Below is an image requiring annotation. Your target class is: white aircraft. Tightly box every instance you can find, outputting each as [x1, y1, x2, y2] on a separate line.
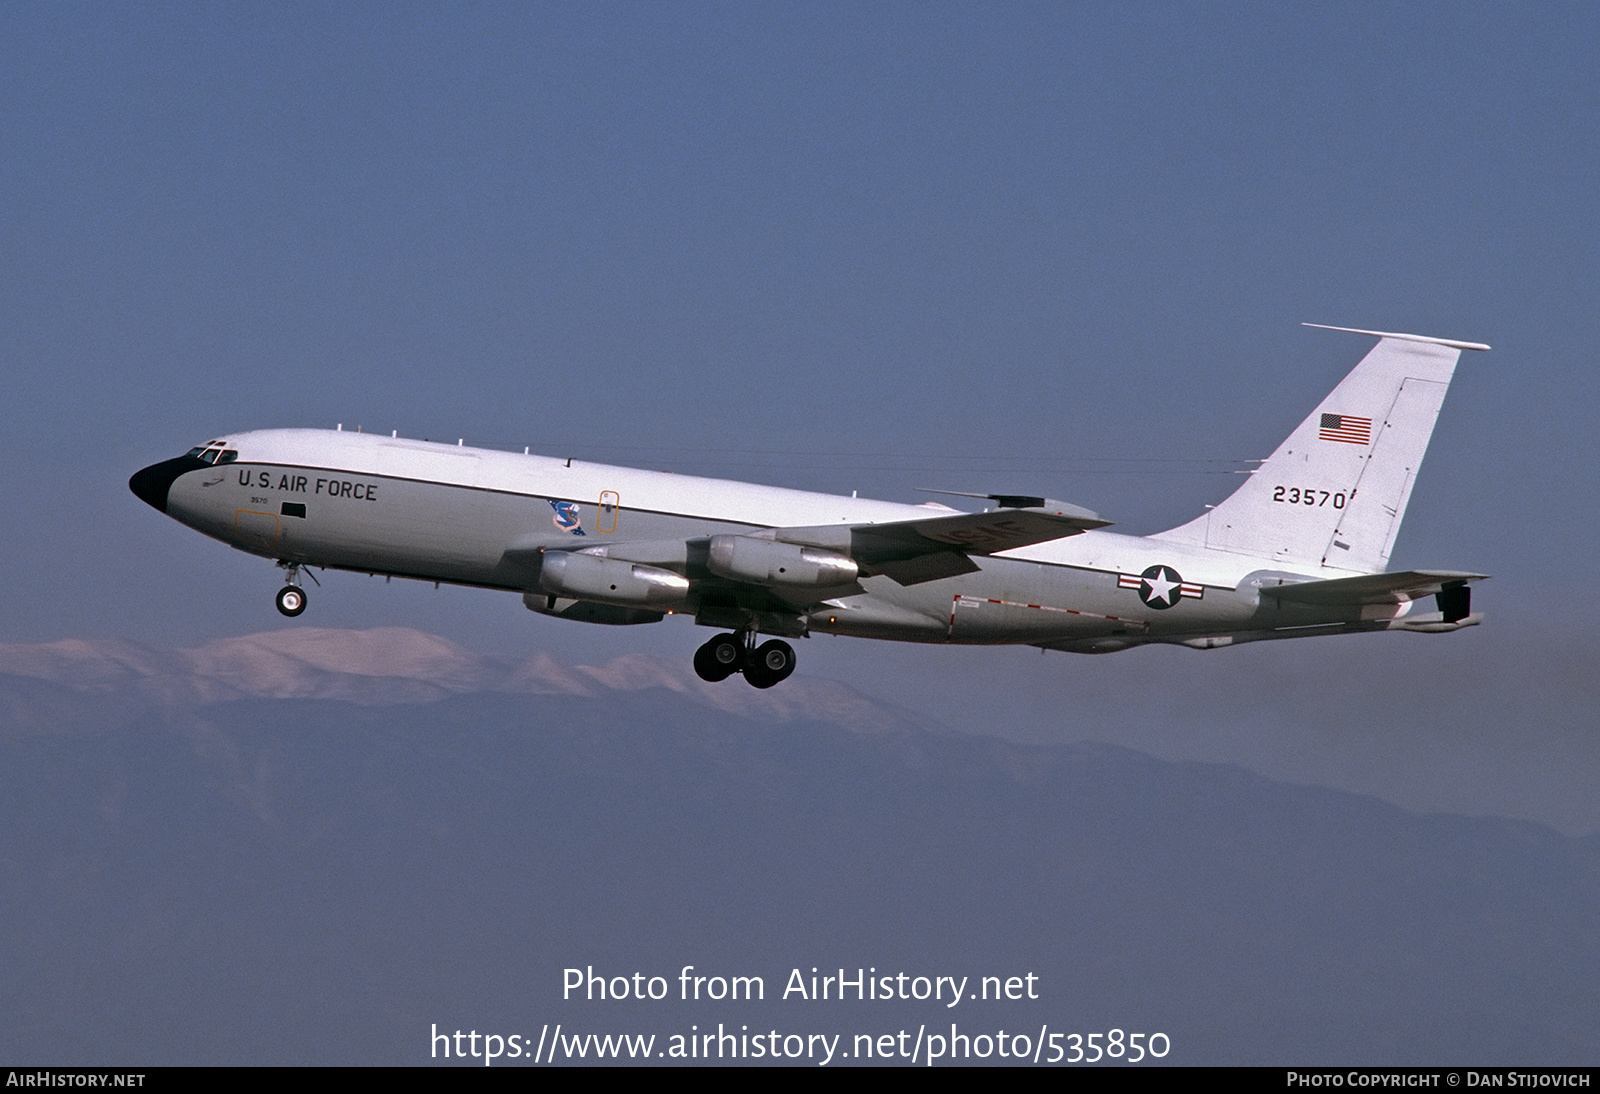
[130, 325, 1487, 688]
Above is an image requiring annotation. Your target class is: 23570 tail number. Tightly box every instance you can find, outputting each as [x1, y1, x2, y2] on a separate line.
[1272, 486, 1348, 508]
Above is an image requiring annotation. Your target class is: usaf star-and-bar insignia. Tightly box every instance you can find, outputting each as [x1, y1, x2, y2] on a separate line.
[1117, 564, 1204, 609]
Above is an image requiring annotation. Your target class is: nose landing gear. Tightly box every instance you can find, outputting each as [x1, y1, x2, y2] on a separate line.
[275, 585, 307, 616]
[692, 632, 796, 688]
[275, 562, 309, 617]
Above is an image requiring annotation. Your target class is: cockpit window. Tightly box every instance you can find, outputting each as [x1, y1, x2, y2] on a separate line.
[186, 441, 232, 465]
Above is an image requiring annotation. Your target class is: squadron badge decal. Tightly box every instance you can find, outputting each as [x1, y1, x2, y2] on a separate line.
[549, 499, 587, 536]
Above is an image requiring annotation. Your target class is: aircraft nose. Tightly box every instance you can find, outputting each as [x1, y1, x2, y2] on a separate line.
[129, 455, 206, 514]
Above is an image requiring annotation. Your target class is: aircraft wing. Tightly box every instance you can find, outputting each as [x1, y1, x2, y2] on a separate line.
[518, 503, 1112, 622]
[772, 506, 1111, 585]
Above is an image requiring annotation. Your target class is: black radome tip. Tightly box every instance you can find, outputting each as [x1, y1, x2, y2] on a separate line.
[129, 455, 208, 514]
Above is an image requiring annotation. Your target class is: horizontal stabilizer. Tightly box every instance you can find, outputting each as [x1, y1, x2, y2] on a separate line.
[1301, 324, 1491, 352]
[1386, 611, 1482, 633]
[1257, 569, 1488, 607]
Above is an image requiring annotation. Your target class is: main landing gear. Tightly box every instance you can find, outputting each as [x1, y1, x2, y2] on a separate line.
[275, 562, 308, 617]
[693, 632, 796, 689]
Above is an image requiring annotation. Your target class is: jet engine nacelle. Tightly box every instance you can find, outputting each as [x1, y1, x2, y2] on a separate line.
[707, 535, 859, 587]
[538, 550, 690, 608]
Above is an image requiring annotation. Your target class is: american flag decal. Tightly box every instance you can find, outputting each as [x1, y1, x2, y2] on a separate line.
[1319, 413, 1372, 445]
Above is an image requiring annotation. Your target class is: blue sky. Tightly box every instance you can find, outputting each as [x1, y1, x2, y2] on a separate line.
[4, 3, 1596, 828]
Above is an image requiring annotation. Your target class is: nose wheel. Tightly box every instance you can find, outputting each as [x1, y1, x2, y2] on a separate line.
[693, 633, 795, 687]
[275, 584, 307, 617]
[275, 562, 308, 617]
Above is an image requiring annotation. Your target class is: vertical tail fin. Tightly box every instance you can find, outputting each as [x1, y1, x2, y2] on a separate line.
[1153, 325, 1488, 575]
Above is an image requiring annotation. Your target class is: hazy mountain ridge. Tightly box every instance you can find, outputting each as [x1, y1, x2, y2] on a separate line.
[0, 626, 936, 738]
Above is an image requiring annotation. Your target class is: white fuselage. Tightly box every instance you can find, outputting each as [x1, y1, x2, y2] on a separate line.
[149, 428, 1371, 652]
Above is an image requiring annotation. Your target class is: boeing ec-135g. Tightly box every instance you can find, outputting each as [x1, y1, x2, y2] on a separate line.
[130, 325, 1488, 688]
